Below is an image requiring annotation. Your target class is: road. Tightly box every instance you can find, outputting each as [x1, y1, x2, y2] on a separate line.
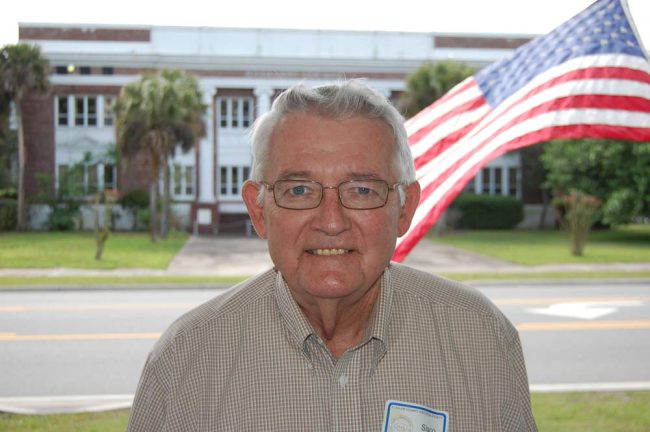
[1, 280, 649, 411]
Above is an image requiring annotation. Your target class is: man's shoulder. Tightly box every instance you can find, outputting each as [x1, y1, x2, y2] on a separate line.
[389, 263, 501, 318]
[152, 269, 277, 355]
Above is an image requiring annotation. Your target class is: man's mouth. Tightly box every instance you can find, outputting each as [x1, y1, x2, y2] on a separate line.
[308, 248, 350, 256]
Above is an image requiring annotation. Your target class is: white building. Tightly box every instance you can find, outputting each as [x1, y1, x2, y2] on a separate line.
[18, 23, 538, 233]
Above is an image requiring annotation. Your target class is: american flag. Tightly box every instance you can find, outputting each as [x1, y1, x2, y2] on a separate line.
[393, 0, 650, 262]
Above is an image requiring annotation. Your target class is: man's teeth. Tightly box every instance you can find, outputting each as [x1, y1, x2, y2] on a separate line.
[312, 248, 348, 256]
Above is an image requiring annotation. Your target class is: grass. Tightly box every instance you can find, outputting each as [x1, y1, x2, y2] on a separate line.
[433, 224, 650, 265]
[0, 275, 247, 287]
[0, 232, 189, 269]
[532, 391, 650, 431]
[1, 392, 648, 431]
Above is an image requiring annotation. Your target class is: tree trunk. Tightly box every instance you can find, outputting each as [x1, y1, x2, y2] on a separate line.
[15, 99, 26, 231]
[161, 162, 170, 239]
[149, 180, 159, 243]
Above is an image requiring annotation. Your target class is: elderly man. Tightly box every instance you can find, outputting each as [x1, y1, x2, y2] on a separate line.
[128, 80, 537, 431]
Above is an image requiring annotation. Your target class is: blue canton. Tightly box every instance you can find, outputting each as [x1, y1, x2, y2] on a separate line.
[475, 0, 646, 107]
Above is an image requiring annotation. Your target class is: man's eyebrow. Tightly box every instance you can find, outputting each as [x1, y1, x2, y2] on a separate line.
[276, 171, 313, 180]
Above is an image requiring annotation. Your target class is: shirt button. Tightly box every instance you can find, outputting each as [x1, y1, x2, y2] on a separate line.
[338, 374, 348, 387]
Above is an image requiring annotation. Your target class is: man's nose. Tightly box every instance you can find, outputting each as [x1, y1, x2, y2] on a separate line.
[313, 187, 349, 234]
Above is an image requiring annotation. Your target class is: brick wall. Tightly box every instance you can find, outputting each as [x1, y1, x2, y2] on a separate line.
[21, 91, 55, 200]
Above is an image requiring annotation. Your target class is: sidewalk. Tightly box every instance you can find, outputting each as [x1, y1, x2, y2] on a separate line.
[2, 235, 648, 278]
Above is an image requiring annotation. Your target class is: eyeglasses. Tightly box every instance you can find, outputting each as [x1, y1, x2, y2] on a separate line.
[261, 179, 400, 210]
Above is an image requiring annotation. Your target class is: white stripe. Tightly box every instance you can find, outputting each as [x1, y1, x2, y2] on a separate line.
[530, 381, 650, 393]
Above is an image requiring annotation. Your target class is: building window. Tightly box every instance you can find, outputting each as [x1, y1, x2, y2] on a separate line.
[57, 164, 117, 194]
[481, 168, 491, 194]
[170, 165, 195, 198]
[219, 165, 249, 197]
[101, 66, 114, 75]
[57, 96, 69, 126]
[217, 97, 254, 129]
[73, 96, 98, 127]
[508, 167, 518, 197]
[79, 66, 91, 75]
[55, 66, 68, 75]
[87, 97, 97, 126]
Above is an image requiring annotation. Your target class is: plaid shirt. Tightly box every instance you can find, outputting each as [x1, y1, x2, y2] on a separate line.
[128, 264, 537, 431]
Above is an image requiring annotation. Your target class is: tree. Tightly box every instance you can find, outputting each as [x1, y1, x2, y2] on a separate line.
[541, 139, 650, 226]
[398, 61, 475, 118]
[0, 43, 50, 230]
[114, 69, 205, 241]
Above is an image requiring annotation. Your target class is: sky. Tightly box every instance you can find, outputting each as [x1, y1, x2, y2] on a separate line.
[1, 0, 649, 52]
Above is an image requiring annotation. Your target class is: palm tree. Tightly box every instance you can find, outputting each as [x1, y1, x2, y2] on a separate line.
[0, 43, 49, 230]
[398, 61, 474, 119]
[114, 69, 205, 241]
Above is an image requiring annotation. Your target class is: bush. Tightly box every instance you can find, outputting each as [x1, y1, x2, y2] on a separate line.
[0, 199, 17, 230]
[120, 189, 149, 209]
[451, 193, 524, 229]
[48, 206, 78, 231]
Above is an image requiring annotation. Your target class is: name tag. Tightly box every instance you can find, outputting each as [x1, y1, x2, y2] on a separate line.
[382, 400, 448, 432]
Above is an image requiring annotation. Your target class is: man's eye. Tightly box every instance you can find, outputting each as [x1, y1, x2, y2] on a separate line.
[356, 187, 371, 195]
[289, 185, 310, 196]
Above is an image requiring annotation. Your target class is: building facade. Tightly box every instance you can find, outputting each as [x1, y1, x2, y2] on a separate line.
[18, 23, 543, 233]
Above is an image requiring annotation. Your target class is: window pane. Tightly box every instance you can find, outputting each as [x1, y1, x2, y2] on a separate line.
[231, 99, 239, 128]
[75, 97, 85, 126]
[219, 99, 228, 128]
[87, 97, 97, 126]
[87, 165, 98, 194]
[185, 166, 194, 195]
[57, 97, 68, 126]
[101, 66, 114, 75]
[242, 99, 251, 127]
[230, 167, 238, 194]
[494, 167, 502, 194]
[80, 66, 91, 75]
[508, 167, 518, 196]
[481, 168, 491, 194]
[220, 167, 228, 195]
[243, 166, 250, 182]
[174, 165, 182, 195]
[104, 164, 115, 189]
[103, 97, 114, 126]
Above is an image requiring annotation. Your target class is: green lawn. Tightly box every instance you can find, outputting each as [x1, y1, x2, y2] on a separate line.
[1, 391, 649, 431]
[433, 224, 650, 265]
[0, 232, 188, 269]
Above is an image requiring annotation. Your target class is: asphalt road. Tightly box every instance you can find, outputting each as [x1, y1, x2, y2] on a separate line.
[1, 280, 649, 412]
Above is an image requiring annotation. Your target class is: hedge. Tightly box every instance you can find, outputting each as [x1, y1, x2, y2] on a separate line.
[451, 193, 524, 229]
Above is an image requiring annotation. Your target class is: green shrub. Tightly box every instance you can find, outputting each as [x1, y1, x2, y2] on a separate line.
[120, 189, 149, 209]
[0, 199, 17, 230]
[48, 206, 78, 231]
[451, 193, 524, 229]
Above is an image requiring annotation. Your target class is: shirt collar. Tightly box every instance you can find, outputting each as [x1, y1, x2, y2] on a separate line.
[273, 266, 394, 364]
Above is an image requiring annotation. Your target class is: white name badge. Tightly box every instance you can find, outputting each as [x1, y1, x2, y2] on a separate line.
[382, 400, 448, 432]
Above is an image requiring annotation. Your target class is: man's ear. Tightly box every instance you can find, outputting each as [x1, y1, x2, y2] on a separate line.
[242, 180, 268, 239]
[397, 181, 421, 237]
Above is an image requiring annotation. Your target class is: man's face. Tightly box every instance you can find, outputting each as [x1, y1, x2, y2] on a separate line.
[243, 111, 419, 305]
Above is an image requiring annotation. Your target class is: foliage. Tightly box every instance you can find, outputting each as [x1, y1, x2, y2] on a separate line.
[450, 193, 524, 229]
[399, 61, 475, 118]
[554, 190, 602, 256]
[0, 199, 17, 230]
[0, 43, 50, 229]
[114, 69, 206, 241]
[541, 139, 650, 226]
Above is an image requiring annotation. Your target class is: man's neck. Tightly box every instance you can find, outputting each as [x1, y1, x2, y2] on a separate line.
[296, 282, 380, 359]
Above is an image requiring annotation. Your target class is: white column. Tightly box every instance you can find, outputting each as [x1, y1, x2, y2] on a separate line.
[253, 86, 273, 117]
[198, 86, 216, 203]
